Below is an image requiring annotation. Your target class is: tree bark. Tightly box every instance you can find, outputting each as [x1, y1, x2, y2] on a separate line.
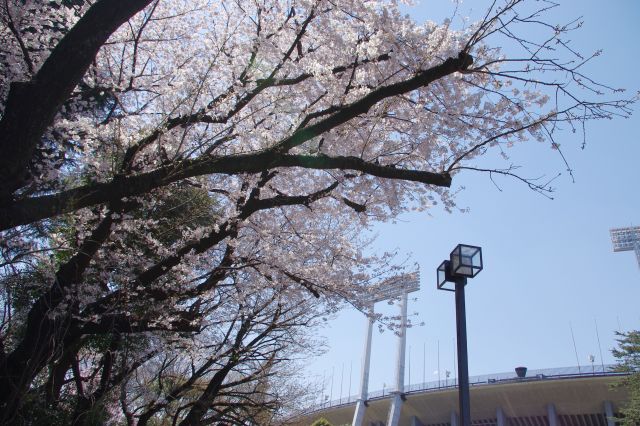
[0, 153, 451, 230]
[0, 0, 153, 199]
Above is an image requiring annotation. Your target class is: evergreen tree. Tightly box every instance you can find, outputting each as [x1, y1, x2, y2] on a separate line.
[612, 330, 640, 425]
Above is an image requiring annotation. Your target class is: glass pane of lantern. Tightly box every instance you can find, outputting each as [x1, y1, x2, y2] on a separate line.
[462, 245, 482, 268]
[437, 262, 446, 287]
[436, 261, 455, 291]
[466, 245, 483, 274]
[450, 244, 482, 277]
[457, 264, 473, 276]
[450, 246, 464, 275]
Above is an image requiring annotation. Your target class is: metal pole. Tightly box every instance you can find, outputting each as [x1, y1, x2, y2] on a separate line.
[422, 341, 426, 387]
[453, 338, 457, 386]
[330, 366, 334, 403]
[387, 290, 409, 426]
[455, 278, 471, 426]
[570, 322, 582, 373]
[395, 290, 409, 393]
[437, 340, 440, 388]
[349, 361, 353, 400]
[595, 318, 606, 373]
[340, 363, 344, 403]
[320, 370, 326, 407]
[352, 307, 375, 426]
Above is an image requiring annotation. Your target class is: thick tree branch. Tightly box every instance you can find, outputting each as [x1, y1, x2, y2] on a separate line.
[0, 153, 449, 230]
[273, 52, 473, 153]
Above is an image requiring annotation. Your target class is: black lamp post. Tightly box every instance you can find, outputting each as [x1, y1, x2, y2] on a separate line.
[437, 244, 483, 426]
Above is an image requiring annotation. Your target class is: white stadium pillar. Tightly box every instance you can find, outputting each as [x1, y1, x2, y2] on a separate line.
[547, 403, 558, 426]
[496, 407, 507, 426]
[450, 410, 460, 426]
[410, 415, 425, 426]
[386, 290, 409, 426]
[352, 307, 375, 426]
[604, 400, 615, 426]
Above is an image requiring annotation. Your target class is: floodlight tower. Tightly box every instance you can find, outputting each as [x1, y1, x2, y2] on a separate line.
[352, 271, 420, 426]
[610, 226, 640, 269]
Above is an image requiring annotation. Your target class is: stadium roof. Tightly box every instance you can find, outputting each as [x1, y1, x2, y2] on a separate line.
[299, 367, 630, 426]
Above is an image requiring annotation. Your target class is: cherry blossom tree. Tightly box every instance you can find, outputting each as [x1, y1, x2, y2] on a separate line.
[0, 0, 634, 423]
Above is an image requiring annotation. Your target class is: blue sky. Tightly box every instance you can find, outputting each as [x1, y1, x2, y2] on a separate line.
[303, 0, 640, 403]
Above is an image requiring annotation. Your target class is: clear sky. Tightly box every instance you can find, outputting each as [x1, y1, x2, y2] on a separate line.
[302, 0, 640, 404]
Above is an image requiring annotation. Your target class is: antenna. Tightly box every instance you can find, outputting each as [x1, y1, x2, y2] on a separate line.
[339, 363, 344, 402]
[570, 322, 581, 373]
[348, 361, 352, 400]
[422, 341, 426, 386]
[438, 339, 441, 388]
[330, 366, 334, 402]
[594, 318, 606, 372]
[321, 370, 326, 407]
[453, 337, 457, 386]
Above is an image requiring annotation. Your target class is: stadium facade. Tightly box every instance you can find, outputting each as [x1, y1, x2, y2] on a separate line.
[301, 366, 630, 426]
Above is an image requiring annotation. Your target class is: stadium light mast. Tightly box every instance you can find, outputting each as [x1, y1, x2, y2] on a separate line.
[437, 244, 483, 426]
[610, 226, 640, 269]
[352, 271, 420, 426]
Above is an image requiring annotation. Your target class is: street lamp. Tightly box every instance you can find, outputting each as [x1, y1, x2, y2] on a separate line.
[436, 244, 483, 426]
[588, 354, 596, 374]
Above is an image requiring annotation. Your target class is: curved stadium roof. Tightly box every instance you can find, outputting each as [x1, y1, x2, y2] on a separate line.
[298, 366, 630, 426]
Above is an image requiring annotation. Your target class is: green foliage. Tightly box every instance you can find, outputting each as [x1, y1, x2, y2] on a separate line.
[612, 330, 640, 425]
[12, 393, 74, 426]
[310, 417, 333, 426]
[145, 184, 219, 246]
[1, 267, 53, 351]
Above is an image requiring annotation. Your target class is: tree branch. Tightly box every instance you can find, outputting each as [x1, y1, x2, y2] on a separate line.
[0, 153, 449, 230]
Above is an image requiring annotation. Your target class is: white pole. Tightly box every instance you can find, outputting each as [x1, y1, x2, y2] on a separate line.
[423, 341, 426, 387]
[387, 290, 409, 426]
[352, 306, 375, 426]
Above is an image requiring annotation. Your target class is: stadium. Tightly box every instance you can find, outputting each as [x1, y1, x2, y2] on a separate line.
[300, 366, 630, 426]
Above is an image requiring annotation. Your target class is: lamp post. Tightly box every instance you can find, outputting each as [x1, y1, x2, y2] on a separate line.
[437, 244, 483, 426]
[588, 354, 595, 374]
